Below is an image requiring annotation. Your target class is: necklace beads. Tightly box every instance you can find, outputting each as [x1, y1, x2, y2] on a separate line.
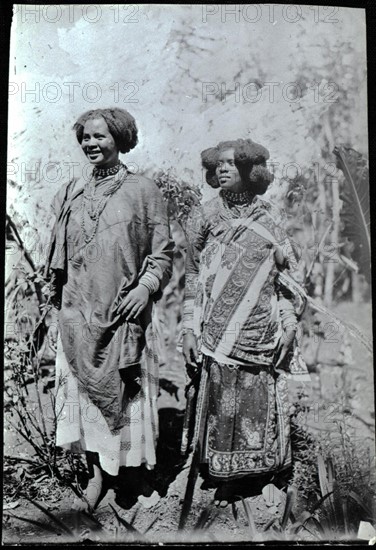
[222, 189, 254, 205]
[81, 167, 126, 244]
[221, 189, 255, 219]
[92, 161, 123, 178]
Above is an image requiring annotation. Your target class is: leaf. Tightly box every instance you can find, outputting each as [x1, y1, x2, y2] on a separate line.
[281, 486, 296, 531]
[24, 496, 74, 535]
[109, 504, 142, 535]
[290, 510, 312, 534]
[333, 146, 370, 282]
[317, 454, 330, 497]
[338, 253, 359, 272]
[348, 491, 375, 521]
[342, 500, 349, 536]
[193, 504, 218, 530]
[326, 458, 335, 491]
[4, 512, 62, 534]
[143, 517, 159, 534]
[306, 221, 333, 280]
[308, 490, 335, 515]
[239, 496, 257, 539]
[79, 510, 106, 531]
[306, 296, 372, 353]
[3, 500, 20, 510]
[263, 517, 278, 532]
[303, 516, 325, 537]
[317, 456, 338, 528]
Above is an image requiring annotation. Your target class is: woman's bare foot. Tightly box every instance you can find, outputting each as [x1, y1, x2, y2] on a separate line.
[214, 484, 232, 508]
[72, 466, 104, 513]
[138, 490, 160, 509]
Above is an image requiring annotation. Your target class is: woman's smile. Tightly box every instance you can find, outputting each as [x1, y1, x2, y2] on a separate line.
[81, 118, 119, 168]
[86, 150, 101, 160]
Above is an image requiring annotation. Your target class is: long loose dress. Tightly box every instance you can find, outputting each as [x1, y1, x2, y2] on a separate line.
[46, 166, 174, 475]
[183, 192, 309, 480]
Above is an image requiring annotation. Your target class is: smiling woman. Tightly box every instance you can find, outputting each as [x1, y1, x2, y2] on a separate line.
[80, 118, 119, 167]
[44, 108, 174, 512]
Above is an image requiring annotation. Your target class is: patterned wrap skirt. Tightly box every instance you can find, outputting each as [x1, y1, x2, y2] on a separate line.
[194, 356, 292, 480]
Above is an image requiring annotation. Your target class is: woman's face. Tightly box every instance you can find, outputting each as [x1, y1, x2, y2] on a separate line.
[215, 149, 244, 192]
[81, 118, 119, 168]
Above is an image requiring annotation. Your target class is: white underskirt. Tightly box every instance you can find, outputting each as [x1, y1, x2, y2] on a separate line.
[54, 328, 160, 476]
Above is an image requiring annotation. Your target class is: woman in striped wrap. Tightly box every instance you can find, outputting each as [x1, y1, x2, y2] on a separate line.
[182, 139, 309, 506]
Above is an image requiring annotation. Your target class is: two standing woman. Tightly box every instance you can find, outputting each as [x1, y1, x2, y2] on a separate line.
[46, 108, 306, 511]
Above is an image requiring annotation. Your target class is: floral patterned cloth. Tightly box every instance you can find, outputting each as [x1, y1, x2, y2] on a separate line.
[183, 193, 307, 371]
[183, 193, 310, 479]
[194, 358, 292, 479]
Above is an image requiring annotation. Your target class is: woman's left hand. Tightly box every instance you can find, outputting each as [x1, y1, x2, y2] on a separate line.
[275, 328, 296, 369]
[116, 285, 150, 321]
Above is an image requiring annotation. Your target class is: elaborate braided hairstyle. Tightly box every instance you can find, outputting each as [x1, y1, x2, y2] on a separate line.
[73, 108, 138, 153]
[201, 138, 274, 194]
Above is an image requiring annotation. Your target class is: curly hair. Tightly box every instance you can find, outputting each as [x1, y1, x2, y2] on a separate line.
[201, 138, 274, 194]
[73, 108, 138, 154]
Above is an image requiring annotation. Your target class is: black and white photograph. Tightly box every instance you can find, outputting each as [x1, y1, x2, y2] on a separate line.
[4, 2, 374, 545]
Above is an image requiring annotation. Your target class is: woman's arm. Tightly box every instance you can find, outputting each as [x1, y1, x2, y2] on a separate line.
[45, 190, 66, 350]
[278, 286, 298, 330]
[182, 205, 207, 365]
[275, 278, 298, 369]
[267, 203, 301, 367]
[45, 187, 67, 310]
[117, 181, 174, 319]
[182, 205, 207, 332]
[141, 182, 175, 295]
[44, 179, 79, 309]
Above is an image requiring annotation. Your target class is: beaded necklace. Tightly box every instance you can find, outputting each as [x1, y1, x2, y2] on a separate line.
[81, 164, 126, 244]
[222, 189, 254, 204]
[221, 189, 256, 219]
[92, 161, 123, 178]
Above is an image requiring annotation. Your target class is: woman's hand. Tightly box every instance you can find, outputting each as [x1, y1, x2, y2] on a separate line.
[275, 327, 296, 369]
[183, 331, 199, 366]
[116, 285, 150, 321]
[47, 323, 59, 353]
